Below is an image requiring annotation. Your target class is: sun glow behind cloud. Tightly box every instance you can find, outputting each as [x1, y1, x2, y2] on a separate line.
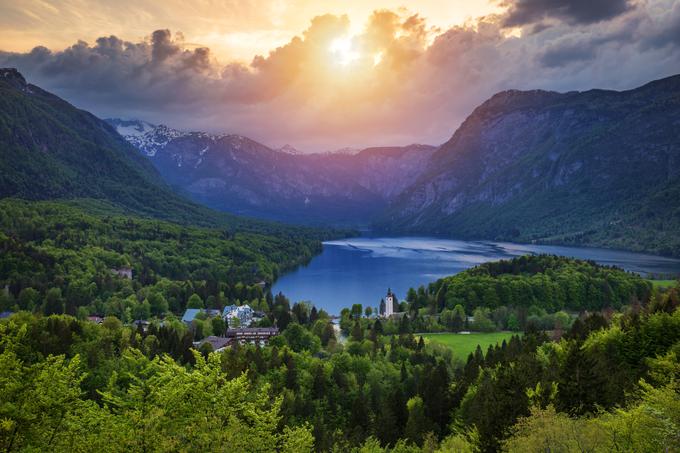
[0, 1, 501, 62]
[329, 36, 360, 66]
[1, 0, 679, 151]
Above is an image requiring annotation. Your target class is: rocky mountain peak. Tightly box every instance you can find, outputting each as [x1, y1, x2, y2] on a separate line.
[0, 68, 30, 92]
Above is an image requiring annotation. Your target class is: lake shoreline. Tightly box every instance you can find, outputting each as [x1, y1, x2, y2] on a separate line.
[273, 236, 680, 315]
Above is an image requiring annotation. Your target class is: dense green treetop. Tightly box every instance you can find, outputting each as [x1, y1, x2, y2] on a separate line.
[413, 255, 652, 315]
[0, 278, 678, 451]
[0, 198, 333, 319]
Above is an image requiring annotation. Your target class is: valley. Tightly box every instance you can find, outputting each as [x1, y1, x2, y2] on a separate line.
[109, 74, 680, 258]
[108, 118, 436, 225]
[1, 66, 680, 453]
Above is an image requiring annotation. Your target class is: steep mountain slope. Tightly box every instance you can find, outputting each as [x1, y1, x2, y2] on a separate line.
[109, 119, 436, 225]
[0, 69, 345, 244]
[378, 74, 680, 257]
[0, 68, 219, 224]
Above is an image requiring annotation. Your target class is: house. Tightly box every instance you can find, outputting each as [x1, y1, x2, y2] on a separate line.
[182, 308, 222, 324]
[132, 320, 150, 331]
[222, 304, 254, 327]
[194, 335, 233, 352]
[112, 266, 133, 279]
[86, 315, 103, 324]
[0, 311, 13, 319]
[182, 308, 202, 324]
[226, 327, 279, 345]
[222, 304, 237, 315]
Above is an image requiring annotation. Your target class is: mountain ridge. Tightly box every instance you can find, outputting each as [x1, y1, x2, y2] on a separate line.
[377, 73, 680, 257]
[108, 118, 437, 225]
[0, 67, 341, 238]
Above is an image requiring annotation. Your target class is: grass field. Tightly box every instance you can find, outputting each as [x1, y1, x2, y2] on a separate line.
[648, 279, 678, 289]
[419, 332, 517, 361]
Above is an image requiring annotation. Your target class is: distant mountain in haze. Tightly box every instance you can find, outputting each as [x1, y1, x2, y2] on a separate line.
[377, 74, 680, 257]
[108, 118, 437, 225]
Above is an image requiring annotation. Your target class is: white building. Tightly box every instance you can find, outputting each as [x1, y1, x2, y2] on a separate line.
[222, 304, 254, 327]
[384, 289, 395, 317]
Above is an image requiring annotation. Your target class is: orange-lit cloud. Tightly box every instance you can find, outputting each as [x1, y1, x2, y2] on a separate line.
[1, 0, 679, 150]
[0, 0, 500, 61]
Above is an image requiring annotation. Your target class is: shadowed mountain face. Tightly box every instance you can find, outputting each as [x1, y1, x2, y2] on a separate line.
[0, 68, 226, 224]
[377, 74, 680, 257]
[108, 118, 437, 226]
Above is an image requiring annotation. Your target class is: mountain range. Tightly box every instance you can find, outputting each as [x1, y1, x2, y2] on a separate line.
[0, 67, 336, 239]
[379, 75, 680, 257]
[3, 67, 680, 257]
[106, 118, 436, 225]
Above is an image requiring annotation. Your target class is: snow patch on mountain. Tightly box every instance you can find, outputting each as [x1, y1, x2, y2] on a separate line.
[278, 144, 302, 155]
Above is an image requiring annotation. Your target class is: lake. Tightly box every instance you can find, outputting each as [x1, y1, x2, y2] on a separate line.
[272, 237, 680, 315]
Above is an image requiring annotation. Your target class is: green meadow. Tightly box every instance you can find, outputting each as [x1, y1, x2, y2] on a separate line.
[648, 279, 678, 289]
[420, 332, 517, 361]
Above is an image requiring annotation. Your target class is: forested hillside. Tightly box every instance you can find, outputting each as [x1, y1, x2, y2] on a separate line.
[379, 74, 680, 257]
[0, 68, 203, 223]
[1, 280, 678, 451]
[0, 198, 332, 320]
[379, 255, 652, 334]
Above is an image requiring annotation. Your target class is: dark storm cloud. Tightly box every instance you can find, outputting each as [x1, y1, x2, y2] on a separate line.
[0, 30, 240, 111]
[151, 29, 180, 62]
[536, 10, 648, 68]
[501, 0, 635, 27]
[539, 40, 598, 67]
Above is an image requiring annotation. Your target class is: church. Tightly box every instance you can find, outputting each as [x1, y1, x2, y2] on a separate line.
[380, 288, 396, 317]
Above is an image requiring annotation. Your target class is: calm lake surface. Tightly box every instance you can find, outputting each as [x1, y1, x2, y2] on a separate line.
[272, 237, 680, 315]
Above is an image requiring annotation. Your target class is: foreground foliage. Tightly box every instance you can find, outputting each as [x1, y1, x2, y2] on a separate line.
[0, 322, 312, 452]
[1, 282, 678, 452]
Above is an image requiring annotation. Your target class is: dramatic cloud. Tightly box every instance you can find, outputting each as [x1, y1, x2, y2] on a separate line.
[500, 0, 635, 27]
[0, 0, 678, 150]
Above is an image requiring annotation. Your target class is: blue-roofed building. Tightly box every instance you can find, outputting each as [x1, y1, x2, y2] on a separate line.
[222, 304, 254, 327]
[181, 308, 202, 323]
[221, 305, 237, 318]
[0, 311, 13, 319]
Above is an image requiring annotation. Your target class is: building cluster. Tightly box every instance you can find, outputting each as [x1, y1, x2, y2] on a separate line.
[222, 304, 255, 327]
[194, 327, 280, 351]
[181, 304, 259, 327]
[181, 304, 278, 350]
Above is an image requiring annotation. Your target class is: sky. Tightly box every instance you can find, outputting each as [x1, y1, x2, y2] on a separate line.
[1, 0, 679, 151]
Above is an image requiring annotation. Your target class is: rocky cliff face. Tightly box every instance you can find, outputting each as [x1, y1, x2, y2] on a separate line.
[108, 119, 436, 225]
[378, 74, 680, 256]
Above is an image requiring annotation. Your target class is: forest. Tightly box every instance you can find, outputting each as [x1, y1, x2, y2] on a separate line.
[0, 198, 339, 319]
[0, 199, 678, 452]
[1, 241, 679, 451]
[362, 255, 653, 335]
